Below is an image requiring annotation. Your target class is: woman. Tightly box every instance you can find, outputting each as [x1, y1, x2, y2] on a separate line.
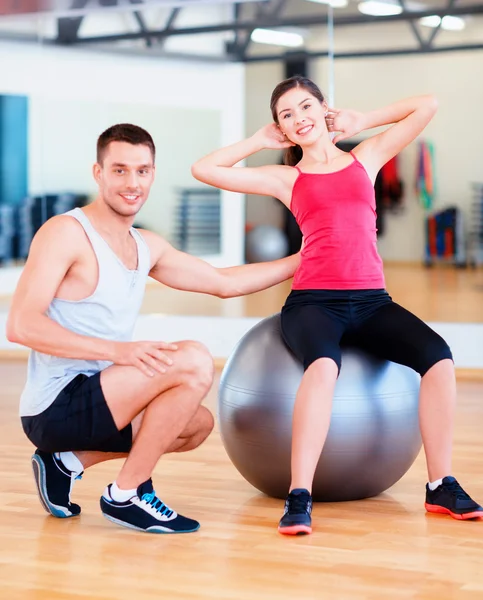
[192, 76, 482, 535]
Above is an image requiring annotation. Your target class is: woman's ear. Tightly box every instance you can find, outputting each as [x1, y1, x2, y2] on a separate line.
[277, 123, 287, 137]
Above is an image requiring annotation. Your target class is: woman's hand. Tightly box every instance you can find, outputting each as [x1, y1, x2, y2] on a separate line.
[326, 109, 366, 144]
[251, 123, 296, 150]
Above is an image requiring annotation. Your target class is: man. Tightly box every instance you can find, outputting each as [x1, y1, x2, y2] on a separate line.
[7, 123, 300, 534]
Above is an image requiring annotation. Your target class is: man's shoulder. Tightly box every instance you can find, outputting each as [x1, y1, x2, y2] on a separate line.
[39, 213, 85, 235]
[32, 214, 88, 256]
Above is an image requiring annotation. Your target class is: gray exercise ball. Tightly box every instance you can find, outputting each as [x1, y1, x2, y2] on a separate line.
[219, 313, 422, 502]
[246, 225, 289, 263]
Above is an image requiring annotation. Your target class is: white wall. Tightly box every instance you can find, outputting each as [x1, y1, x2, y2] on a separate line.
[245, 40, 483, 262]
[313, 51, 483, 262]
[245, 61, 286, 229]
[0, 40, 246, 270]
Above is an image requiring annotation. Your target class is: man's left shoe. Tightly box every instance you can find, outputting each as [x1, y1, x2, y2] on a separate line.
[425, 476, 483, 520]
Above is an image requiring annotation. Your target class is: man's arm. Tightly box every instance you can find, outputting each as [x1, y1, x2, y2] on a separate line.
[6, 216, 117, 360]
[142, 230, 300, 298]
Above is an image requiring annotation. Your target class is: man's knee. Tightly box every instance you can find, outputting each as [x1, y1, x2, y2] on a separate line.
[179, 341, 215, 393]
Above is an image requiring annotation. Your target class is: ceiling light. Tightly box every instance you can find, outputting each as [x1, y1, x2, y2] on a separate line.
[419, 15, 465, 31]
[358, 1, 403, 16]
[305, 0, 349, 8]
[251, 28, 305, 48]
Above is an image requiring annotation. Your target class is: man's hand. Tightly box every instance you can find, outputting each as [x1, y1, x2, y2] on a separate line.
[113, 341, 179, 378]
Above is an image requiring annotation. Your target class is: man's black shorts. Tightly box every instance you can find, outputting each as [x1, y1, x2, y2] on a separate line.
[21, 372, 133, 453]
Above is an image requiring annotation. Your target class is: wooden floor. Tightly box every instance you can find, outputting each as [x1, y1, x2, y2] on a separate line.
[1, 264, 482, 598]
[1, 361, 483, 599]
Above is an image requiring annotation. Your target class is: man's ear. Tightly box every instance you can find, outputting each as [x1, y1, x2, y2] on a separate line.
[93, 162, 102, 184]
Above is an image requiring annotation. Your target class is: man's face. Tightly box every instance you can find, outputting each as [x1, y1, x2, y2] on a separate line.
[94, 141, 155, 218]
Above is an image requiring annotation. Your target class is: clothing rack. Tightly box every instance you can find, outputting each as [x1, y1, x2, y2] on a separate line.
[424, 206, 466, 268]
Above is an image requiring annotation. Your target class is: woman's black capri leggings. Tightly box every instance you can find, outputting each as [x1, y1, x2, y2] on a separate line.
[280, 289, 453, 376]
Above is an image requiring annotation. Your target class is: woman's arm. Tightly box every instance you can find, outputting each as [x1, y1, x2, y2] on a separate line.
[191, 124, 296, 203]
[327, 95, 438, 181]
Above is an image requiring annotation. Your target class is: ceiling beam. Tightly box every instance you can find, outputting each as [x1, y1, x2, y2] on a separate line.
[244, 43, 483, 62]
[158, 7, 182, 48]
[56, 0, 90, 44]
[233, 0, 289, 59]
[397, 0, 426, 49]
[129, 0, 152, 47]
[427, 0, 458, 46]
[68, 4, 483, 45]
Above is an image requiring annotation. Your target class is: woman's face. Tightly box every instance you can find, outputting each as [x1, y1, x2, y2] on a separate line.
[275, 87, 327, 147]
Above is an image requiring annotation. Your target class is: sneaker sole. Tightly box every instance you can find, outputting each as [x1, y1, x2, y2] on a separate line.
[278, 524, 312, 536]
[101, 511, 200, 534]
[425, 503, 483, 520]
[31, 455, 77, 519]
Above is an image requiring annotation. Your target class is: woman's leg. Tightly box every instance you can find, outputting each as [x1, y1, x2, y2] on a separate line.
[349, 300, 454, 480]
[418, 359, 455, 481]
[279, 303, 345, 534]
[290, 357, 339, 492]
[350, 301, 482, 519]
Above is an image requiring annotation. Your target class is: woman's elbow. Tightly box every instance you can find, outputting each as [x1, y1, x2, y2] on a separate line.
[191, 162, 208, 182]
[423, 94, 438, 114]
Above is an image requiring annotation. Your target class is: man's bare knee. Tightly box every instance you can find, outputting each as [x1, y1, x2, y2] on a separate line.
[179, 341, 215, 394]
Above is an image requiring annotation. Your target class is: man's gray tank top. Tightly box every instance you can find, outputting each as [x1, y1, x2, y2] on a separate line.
[19, 208, 151, 417]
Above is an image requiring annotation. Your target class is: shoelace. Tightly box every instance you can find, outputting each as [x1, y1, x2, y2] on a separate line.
[444, 480, 472, 501]
[287, 494, 311, 514]
[142, 491, 174, 517]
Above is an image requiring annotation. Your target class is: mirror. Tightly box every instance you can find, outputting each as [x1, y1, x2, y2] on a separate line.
[0, 13, 248, 318]
[0, 93, 222, 262]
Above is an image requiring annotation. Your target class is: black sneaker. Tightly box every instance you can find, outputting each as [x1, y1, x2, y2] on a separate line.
[425, 476, 483, 520]
[31, 450, 82, 518]
[278, 488, 313, 535]
[100, 479, 200, 534]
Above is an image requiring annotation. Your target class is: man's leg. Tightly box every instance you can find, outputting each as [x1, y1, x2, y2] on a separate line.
[32, 340, 215, 529]
[96, 340, 216, 533]
[32, 404, 214, 518]
[98, 340, 214, 489]
[75, 404, 214, 468]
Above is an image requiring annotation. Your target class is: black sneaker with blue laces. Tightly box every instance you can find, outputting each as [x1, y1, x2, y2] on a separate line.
[100, 478, 200, 534]
[31, 450, 83, 518]
[425, 476, 483, 520]
[278, 488, 313, 535]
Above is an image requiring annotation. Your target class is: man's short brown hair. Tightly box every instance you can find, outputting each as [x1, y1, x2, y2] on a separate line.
[97, 123, 156, 164]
